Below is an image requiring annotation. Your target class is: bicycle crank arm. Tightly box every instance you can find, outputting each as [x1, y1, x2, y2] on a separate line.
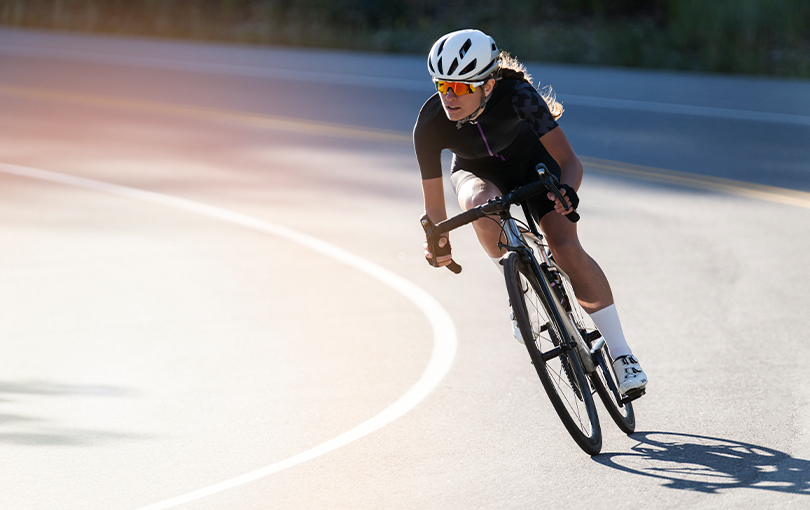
[621, 388, 646, 404]
[589, 337, 606, 356]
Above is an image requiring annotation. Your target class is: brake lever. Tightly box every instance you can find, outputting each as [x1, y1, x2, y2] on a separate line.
[536, 164, 580, 223]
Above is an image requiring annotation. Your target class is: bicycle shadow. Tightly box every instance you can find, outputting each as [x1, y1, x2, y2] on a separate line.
[593, 431, 810, 495]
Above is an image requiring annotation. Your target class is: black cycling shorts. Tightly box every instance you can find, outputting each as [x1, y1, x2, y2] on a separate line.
[450, 148, 563, 222]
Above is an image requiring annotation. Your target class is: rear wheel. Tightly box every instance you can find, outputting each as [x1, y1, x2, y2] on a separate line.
[503, 251, 602, 455]
[553, 264, 636, 434]
[590, 345, 636, 434]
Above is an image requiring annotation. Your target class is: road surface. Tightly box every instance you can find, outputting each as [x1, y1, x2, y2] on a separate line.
[1, 27, 809, 509]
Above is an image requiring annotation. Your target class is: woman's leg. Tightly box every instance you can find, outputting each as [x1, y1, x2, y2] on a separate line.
[539, 211, 613, 313]
[541, 211, 632, 357]
[451, 172, 504, 258]
[540, 212, 646, 392]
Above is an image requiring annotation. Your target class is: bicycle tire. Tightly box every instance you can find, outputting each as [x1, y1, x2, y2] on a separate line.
[590, 345, 636, 434]
[503, 251, 602, 455]
[552, 265, 636, 434]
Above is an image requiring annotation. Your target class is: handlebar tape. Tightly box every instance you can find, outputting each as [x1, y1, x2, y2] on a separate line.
[436, 207, 486, 234]
[446, 260, 462, 274]
[508, 181, 547, 204]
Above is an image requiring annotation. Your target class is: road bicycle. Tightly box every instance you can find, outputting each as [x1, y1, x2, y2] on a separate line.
[421, 164, 642, 455]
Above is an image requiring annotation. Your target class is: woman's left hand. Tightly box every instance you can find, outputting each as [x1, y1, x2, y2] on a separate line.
[547, 184, 579, 215]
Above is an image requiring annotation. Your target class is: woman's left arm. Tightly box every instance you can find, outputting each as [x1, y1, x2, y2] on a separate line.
[539, 126, 583, 190]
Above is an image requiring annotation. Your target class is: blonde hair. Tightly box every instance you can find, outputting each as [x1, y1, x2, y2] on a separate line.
[498, 52, 564, 120]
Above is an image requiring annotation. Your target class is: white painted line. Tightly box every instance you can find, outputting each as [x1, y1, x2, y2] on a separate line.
[2, 43, 809, 126]
[0, 162, 458, 509]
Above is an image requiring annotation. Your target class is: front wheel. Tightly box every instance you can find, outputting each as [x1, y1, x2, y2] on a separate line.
[503, 251, 602, 455]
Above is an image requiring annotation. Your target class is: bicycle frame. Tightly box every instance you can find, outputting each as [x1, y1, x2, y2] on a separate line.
[424, 167, 637, 452]
[499, 211, 599, 374]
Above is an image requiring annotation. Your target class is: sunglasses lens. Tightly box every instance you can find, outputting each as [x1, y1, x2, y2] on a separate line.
[436, 81, 475, 96]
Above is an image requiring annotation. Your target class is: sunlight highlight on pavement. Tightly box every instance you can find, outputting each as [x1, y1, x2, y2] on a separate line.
[0, 161, 458, 509]
[0, 84, 411, 145]
[1, 84, 808, 211]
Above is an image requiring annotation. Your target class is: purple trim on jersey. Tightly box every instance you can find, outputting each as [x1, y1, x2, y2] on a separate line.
[476, 123, 506, 161]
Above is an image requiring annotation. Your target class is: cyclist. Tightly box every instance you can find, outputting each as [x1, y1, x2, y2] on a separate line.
[414, 29, 647, 395]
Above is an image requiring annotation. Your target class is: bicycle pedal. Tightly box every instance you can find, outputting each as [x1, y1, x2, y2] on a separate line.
[620, 388, 646, 404]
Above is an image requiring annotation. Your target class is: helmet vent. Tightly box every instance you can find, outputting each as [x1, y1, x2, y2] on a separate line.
[492, 42, 497, 52]
[448, 58, 458, 75]
[437, 37, 447, 56]
[460, 38, 472, 59]
[459, 59, 477, 76]
[437, 57, 443, 74]
[428, 59, 434, 73]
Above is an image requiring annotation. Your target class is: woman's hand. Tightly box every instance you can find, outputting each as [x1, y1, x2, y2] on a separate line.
[547, 184, 580, 216]
[424, 235, 453, 267]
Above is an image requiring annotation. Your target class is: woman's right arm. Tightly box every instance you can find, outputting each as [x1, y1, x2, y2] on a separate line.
[422, 177, 447, 224]
[421, 177, 453, 267]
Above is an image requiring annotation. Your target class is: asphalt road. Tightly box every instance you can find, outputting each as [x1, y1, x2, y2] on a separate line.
[1, 27, 809, 509]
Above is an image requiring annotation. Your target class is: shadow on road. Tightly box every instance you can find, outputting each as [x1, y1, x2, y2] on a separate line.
[594, 431, 810, 495]
[0, 380, 133, 399]
[0, 379, 145, 446]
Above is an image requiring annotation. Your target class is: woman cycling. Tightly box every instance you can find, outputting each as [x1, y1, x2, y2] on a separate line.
[414, 29, 647, 396]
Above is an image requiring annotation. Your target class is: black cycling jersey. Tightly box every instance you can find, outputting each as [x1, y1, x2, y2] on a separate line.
[413, 71, 560, 183]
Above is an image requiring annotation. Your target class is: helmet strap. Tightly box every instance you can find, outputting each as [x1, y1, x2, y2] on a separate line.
[455, 79, 497, 129]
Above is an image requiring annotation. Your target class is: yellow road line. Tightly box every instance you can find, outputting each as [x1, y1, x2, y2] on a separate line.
[0, 83, 412, 145]
[582, 157, 810, 210]
[2, 83, 808, 210]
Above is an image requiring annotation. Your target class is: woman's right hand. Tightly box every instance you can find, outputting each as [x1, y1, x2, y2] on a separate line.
[424, 235, 453, 267]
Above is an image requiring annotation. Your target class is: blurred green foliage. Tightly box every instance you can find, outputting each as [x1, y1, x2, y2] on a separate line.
[1, 0, 808, 76]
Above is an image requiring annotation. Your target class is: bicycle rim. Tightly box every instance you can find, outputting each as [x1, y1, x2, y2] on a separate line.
[504, 252, 601, 455]
[590, 346, 636, 434]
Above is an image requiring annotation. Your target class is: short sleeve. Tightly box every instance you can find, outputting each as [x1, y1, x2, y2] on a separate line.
[511, 82, 559, 138]
[413, 116, 444, 180]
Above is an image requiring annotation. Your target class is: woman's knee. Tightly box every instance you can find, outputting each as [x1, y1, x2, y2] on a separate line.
[546, 235, 585, 262]
[457, 179, 499, 211]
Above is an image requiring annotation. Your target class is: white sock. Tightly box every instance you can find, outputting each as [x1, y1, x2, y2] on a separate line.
[589, 304, 632, 359]
[490, 256, 504, 275]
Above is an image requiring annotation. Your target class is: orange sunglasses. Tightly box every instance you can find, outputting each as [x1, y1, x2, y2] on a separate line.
[434, 80, 484, 96]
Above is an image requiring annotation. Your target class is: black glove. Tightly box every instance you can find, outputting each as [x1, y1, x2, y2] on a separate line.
[420, 213, 462, 273]
[426, 235, 452, 267]
[558, 184, 580, 210]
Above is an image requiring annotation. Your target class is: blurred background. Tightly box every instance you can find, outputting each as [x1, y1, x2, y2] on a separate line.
[2, 0, 809, 77]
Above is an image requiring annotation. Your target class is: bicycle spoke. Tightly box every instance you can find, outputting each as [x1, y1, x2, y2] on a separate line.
[518, 269, 596, 438]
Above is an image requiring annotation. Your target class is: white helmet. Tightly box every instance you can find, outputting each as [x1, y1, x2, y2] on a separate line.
[427, 29, 500, 82]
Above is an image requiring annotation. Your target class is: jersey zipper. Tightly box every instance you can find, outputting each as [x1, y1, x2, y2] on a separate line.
[476, 123, 506, 161]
